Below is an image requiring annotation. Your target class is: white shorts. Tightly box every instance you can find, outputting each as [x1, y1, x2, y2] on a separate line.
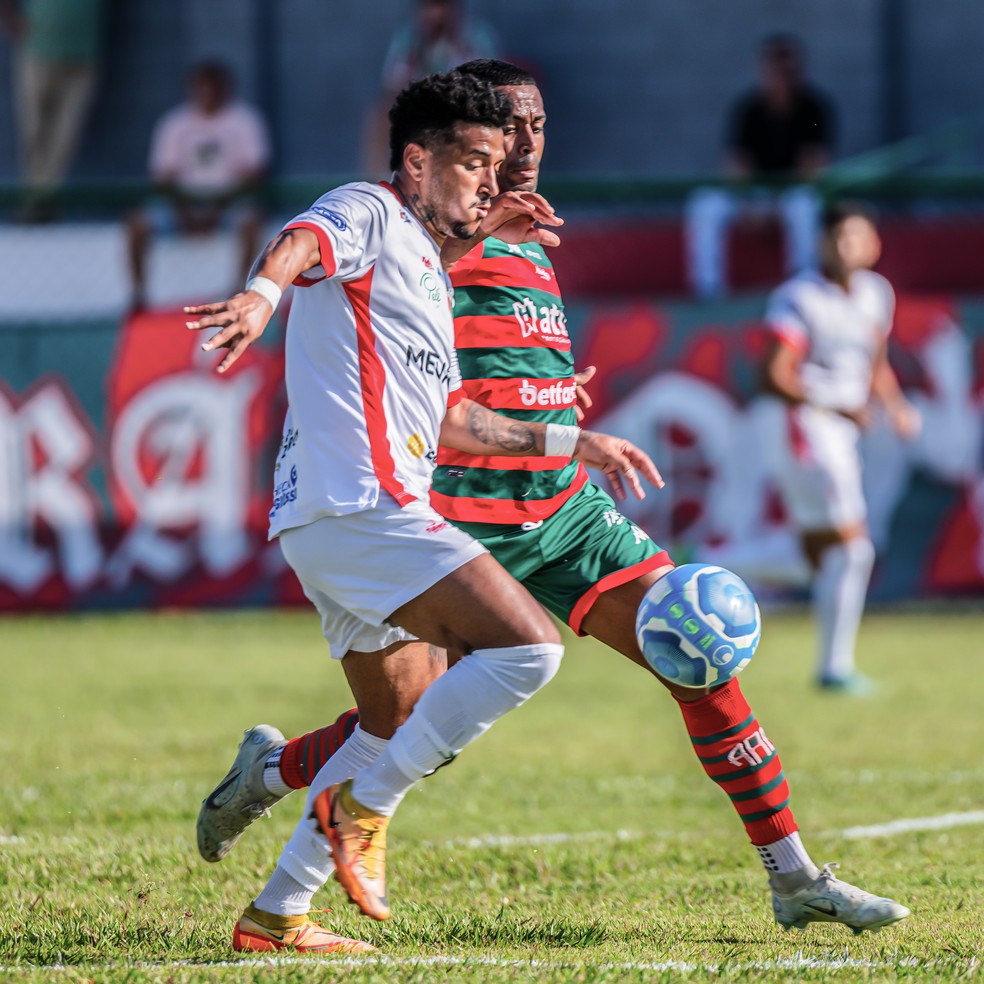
[277, 494, 487, 658]
[776, 405, 867, 530]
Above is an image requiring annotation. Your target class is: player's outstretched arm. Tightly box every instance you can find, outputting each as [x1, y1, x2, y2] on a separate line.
[184, 227, 322, 374]
[871, 340, 921, 439]
[440, 400, 663, 501]
[441, 191, 563, 269]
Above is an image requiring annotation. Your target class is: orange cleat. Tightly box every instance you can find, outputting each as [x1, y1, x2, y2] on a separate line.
[232, 903, 374, 953]
[314, 779, 391, 921]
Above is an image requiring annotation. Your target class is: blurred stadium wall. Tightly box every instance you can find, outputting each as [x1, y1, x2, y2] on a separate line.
[1, 0, 984, 180]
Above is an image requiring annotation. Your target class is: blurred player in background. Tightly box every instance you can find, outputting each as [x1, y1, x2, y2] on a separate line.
[197, 62, 910, 950]
[126, 61, 271, 310]
[186, 68, 658, 952]
[763, 201, 921, 693]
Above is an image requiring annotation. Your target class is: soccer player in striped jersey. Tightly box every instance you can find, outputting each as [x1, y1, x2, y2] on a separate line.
[199, 62, 909, 939]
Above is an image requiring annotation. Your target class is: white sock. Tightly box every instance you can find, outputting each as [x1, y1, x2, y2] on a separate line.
[262, 746, 292, 798]
[351, 642, 564, 816]
[270, 725, 389, 898]
[755, 831, 814, 875]
[813, 538, 875, 681]
[253, 865, 315, 916]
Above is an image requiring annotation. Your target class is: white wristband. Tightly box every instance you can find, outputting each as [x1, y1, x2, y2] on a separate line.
[245, 276, 282, 312]
[544, 423, 581, 458]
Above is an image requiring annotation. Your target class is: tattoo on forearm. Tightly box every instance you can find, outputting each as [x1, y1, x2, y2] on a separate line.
[467, 404, 537, 453]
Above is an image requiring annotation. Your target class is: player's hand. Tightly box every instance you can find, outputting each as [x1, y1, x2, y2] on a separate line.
[480, 191, 563, 248]
[889, 399, 922, 440]
[572, 365, 596, 422]
[573, 431, 664, 501]
[184, 290, 275, 374]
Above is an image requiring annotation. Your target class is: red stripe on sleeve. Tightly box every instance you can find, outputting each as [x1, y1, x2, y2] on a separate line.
[769, 321, 808, 354]
[284, 220, 338, 285]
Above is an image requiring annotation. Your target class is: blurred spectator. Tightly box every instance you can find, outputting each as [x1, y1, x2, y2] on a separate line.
[361, 0, 499, 175]
[0, 0, 105, 221]
[685, 34, 834, 299]
[126, 61, 270, 310]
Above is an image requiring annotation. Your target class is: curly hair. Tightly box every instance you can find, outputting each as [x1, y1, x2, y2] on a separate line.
[455, 58, 538, 89]
[388, 70, 512, 172]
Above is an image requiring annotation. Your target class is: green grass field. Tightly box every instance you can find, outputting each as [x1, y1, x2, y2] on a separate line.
[1, 608, 982, 982]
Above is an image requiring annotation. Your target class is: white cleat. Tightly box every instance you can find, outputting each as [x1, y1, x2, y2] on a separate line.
[197, 724, 286, 862]
[772, 863, 910, 935]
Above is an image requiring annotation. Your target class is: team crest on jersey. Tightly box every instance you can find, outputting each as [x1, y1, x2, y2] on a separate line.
[399, 209, 413, 224]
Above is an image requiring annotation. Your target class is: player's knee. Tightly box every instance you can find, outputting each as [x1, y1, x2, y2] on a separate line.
[478, 640, 565, 695]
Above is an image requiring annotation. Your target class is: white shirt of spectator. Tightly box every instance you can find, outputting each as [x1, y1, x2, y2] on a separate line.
[149, 101, 270, 194]
[766, 269, 895, 413]
[268, 181, 462, 538]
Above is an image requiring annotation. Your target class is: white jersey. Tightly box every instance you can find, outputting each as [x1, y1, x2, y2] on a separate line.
[268, 181, 462, 538]
[765, 269, 894, 412]
[149, 102, 270, 194]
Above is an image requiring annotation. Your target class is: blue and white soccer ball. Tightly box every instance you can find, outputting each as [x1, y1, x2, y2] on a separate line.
[635, 564, 761, 688]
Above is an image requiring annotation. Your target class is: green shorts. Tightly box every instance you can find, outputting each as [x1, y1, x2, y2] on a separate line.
[452, 481, 672, 634]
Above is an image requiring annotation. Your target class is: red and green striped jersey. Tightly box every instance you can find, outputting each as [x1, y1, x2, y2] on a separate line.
[430, 237, 587, 524]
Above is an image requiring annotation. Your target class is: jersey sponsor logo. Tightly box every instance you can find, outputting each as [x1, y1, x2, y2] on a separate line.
[310, 205, 348, 231]
[504, 243, 546, 261]
[271, 464, 298, 513]
[517, 378, 577, 408]
[513, 296, 568, 341]
[406, 345, 451, 384]
[407, 432, 437, 466]
[533, 265, 552, 282]
[277, 426, 299, 461]
[419, 271, 443, 305]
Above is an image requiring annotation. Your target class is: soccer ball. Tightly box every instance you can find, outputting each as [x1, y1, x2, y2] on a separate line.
[635, 564, 761, 688]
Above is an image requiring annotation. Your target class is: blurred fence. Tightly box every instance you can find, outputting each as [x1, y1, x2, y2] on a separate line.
[2, 175, 984, 611]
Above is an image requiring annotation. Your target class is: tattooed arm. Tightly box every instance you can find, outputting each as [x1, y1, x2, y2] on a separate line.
[440, 399, 545, 455]
[440, 399, 664, 500]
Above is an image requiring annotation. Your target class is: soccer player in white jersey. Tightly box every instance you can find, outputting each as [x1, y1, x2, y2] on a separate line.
[185, 70, 662, 952]
[763, 202, 920, 692]
[195, 67, 910, 950]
